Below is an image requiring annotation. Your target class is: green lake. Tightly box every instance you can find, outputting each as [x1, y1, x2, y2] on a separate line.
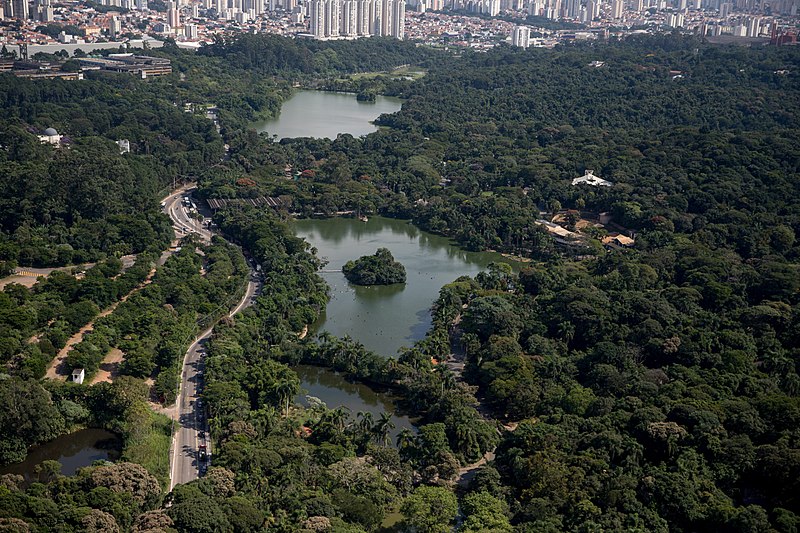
[253, 90, 402, 140]
[0, 429, 121, 484]
[293, 216, 513, 358]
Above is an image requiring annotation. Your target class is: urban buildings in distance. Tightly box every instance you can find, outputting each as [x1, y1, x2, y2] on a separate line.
[308, 0, 405, 39]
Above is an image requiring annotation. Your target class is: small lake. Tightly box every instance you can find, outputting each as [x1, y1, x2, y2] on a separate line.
[294, 216, 514, 357]
[0, 429, 121, 483]
[253, 90, 402, 140]
[295, 365, 415, 445]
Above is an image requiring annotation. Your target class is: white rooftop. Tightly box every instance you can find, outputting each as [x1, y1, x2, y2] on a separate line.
[572, 170, 613, 187]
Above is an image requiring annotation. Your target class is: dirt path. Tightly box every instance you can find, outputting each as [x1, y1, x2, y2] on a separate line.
[45, 267, 157, 381]
[457, 451, 496, 488]
[90, 348, 125, 384]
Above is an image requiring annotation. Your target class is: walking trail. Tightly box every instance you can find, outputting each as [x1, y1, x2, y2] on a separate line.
[45, 267, 157, 381]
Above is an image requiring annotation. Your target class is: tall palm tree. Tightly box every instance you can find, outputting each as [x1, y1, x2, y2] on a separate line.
[396, 428, 415, 453]
[273, 377, 298, 417]
[372, 412, 396, 447]
[328, 406, 350, 434]
[356, 411, 374, 436]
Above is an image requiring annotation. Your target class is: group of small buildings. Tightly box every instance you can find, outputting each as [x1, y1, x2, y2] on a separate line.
[78, 54, 172, 77]
[533, 169, 636, 251]
[0, 52, 171, 80]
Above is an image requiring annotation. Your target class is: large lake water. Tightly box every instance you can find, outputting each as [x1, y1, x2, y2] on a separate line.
[253, 90, 402, 140]
[0, 429, 121, 484]
[294, 216, 513, 357]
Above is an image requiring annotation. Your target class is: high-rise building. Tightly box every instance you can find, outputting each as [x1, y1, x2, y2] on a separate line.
[110, 15, 122, 36]
[391, 0, 404, 37]
[612, 0, 623, 17]
[511, 25, 530, 47]
[136, 0, 147, 10]
[586, 0, 599, 18]
[667, 11, 683, 24]
[719, 1, 730, 16]
[341, 0, 357, 35]
[310, 0, 403, 39]
[167, 1, 179, 27]
[11, 0, 30, 19]
[747, 15, 760, 35]
[564, 0, 579, 17]
[184, 22, 198, 37]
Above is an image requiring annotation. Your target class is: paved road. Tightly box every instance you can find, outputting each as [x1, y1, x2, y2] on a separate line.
[162, 187, 213, 244]
[166, 187, 261, 492]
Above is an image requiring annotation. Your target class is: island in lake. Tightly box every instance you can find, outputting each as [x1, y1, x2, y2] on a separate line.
[342, 248, 406, 285]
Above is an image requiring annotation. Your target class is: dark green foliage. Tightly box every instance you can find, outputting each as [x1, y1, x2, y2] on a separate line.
[0, 377, 65, 464]
[342, 248, 406, 285]
[0, 72, 222, 266]
[198, 34, 439, 76]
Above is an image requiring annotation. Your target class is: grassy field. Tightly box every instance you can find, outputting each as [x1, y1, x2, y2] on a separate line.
[349, 65, 428, 81]
[121, 409, 173, 488]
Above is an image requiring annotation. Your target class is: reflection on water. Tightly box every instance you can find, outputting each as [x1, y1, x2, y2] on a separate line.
[0, 429, 121, 484]
[294, 216, 514, 357]
[253, 90, 402, 140]
[295, 365, 416, 445]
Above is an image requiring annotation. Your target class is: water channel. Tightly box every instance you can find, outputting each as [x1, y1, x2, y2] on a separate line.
[0, 429, 121, 484]
[252, 90, 402, 140]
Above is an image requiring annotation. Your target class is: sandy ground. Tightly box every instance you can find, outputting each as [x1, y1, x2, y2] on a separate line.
[45, 267, 156, 381]
[0, 275, 39, 290]
[90, 348, 125, 384]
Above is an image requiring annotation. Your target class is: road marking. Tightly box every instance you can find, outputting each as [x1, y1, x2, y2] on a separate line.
[15, 270, 41, 277]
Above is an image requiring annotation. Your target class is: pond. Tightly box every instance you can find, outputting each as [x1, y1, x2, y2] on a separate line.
[253, 90, 402, 140]
[293, 216, 514, 357]
[295, 365, 416, 446]
[0, 429, 121, 484]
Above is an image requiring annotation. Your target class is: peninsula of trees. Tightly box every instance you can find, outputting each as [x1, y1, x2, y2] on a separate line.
[342, 247, 406, 285]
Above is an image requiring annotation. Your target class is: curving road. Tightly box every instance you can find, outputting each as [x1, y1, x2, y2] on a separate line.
[164, 186, 261, 492]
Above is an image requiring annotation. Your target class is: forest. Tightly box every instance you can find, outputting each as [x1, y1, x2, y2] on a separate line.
[0, 32, 798, 533]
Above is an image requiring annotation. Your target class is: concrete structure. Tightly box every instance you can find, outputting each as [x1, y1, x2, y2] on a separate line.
[572, 170, 613, 187]
[71, 368, 85, 384]
[38, 127, 62, 145]
[78, 54, 172, 77]
[310, 0, 404, 38]
[512, 25, 530, 47]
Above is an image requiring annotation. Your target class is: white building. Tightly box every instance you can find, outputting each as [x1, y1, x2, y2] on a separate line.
[572, 170, 613, 187]
[310, 0, 404, 38]
[71, 368, 85, 384]
[511, 25, 531, 48]
[38, 127, 62, 145]
[612, 0, 623, 18]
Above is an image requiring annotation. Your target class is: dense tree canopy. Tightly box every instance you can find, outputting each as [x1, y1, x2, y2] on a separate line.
[1, 32, 799, 533]
[343, 248, 407, 285]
